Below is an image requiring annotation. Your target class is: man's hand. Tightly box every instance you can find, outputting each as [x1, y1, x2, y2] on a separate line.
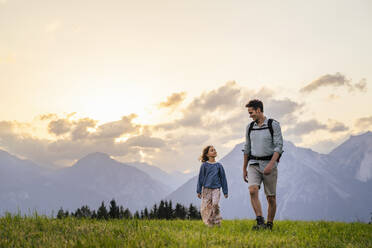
[263, 162, 274, 175]
[224, 194, 228, 199]
[197, 193, 201, 199]
[243, 170, 248, 183]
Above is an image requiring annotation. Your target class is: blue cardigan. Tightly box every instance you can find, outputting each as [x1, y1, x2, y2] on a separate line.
[196, 161, 228, 195]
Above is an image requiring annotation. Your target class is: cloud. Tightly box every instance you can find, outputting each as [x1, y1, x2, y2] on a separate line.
[355, 116, 372, 129]
[285, 119, 328, 136]
[39, 113, 59, 121]
[300, 73, 367, 93]
[0, 113, 160, 168]
[0, 81, 357, 172]
[264, 98, 303, 125]
[71, 118, 97, 140]
[353, 78, 367, 92]
[156, 81, 244, 130]
[48, 119, 72, 136]
[310, 134, 350, 154]
[158, 92, 186, 109]
[167, 134, 210, 146]
[93, 114, 139, 139]
[328, 120, 349, 133]
[126, 135, 166, 148]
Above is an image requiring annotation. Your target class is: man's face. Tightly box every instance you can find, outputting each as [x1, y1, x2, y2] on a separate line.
[247, 107, 259, 121]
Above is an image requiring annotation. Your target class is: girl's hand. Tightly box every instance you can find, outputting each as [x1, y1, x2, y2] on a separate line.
[224, 194, 228, 198]
[197, 193, 201, 199]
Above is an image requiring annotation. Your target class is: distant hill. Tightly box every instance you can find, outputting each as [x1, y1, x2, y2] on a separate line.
[0, 151, 171, 214]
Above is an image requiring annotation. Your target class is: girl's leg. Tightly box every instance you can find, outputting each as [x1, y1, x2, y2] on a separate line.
[201, 187, 213, 226]
[211, 188, 222, 226]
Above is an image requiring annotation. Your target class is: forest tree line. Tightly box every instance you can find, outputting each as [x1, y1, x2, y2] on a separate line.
[57, 199, 201, 220]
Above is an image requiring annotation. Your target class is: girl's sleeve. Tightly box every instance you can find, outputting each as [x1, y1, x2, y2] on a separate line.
[196, 164, 205, 194]
[219, 164, 228, 195]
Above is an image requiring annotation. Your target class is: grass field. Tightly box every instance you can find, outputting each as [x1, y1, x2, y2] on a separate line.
[1, 214, 371, 247]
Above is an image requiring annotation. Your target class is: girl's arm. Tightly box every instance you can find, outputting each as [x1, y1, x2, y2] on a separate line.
[196, 164, 205, 194]
[219, 164, 228, 195]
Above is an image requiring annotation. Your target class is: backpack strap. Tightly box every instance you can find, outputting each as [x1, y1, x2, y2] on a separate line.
[248, 121, 255, 138]
[249, 119, 275, 140]
[268, 118, 274, 140]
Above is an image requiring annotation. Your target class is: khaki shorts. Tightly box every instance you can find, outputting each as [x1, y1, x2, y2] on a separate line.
[247, 165, 278, 196]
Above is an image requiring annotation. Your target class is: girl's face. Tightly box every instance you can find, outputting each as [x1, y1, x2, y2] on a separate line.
[207, 146, 217, 158]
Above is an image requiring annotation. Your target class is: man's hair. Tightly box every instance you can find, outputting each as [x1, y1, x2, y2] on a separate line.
[245, 99, 264, 112]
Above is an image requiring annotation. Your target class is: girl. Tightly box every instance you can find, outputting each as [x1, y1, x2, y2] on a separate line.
[197, 145, 228, 227]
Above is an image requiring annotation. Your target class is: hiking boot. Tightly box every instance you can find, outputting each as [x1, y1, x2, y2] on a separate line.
[252, 216, 266, 230]
[265, 221, 273, 230]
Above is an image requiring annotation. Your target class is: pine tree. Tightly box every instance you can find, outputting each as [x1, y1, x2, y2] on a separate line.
[123, 208, 132, 219]
[91, 210, 97, 219]
[174, 203, 187, 219]
[158, 200, 166, 219]
[140, 210, 144, 219]
[74, 208, 83, 218]
[187, 204, 200, 220]
[109, 199, 120, 219]
[119, 206, 125, 219]
[57, 207, 65, 219]
[168, 200, 174, 219]
[97, 201, 109, 220]
[80, 205, 92, 218]
[143, 207, 149, 219]
[134, 211, 140, 219]
[150, 204, 158, 219]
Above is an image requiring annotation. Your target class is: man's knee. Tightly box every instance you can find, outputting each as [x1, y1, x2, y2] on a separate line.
[267, 195, 276, 205]
[249, 185, 259, 196]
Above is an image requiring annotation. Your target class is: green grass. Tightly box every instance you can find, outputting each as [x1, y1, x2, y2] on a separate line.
[1, 214, 371, 247]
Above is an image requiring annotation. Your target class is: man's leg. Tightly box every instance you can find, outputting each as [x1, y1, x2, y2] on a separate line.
[263, 166, 278, 230]
[249, 185, 263, 217]
[266, 195, 276, 222]
[247, 165, 266, 229]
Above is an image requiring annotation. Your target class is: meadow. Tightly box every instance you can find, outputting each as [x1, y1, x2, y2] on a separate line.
[1, 214, 371, 248]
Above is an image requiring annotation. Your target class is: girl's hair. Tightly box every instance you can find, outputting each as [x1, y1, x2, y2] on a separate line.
[199, 145, 212, 162]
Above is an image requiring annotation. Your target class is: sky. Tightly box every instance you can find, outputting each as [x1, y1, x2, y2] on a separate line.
[1, 0, 372, 173]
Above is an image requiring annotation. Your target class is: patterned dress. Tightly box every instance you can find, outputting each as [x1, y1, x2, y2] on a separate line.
[201, 187, 222, 226]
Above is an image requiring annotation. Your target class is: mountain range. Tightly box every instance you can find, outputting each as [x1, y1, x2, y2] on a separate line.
[167, 131, 372, 222]
[1, 132, 371, 222]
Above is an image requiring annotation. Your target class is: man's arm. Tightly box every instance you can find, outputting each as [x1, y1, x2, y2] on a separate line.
[243, 125, 250, 182]
[272, 120, 283, 156]
[264, 120, 283, 175]
[243, 154, 249, 182]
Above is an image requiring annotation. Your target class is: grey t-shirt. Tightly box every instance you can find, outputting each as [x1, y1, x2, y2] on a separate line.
[243, 117, 283, 171]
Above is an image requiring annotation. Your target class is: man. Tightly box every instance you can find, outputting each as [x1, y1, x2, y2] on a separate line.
[242, 99, 283, 230]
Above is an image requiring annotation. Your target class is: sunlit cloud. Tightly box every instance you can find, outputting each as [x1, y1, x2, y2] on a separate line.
[355, 116, 372, 129]
[328, 120, 349, 133]
[300, 73, 367, 94]
[157, 92, 186, 109]
[0, 81, 370, 172]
